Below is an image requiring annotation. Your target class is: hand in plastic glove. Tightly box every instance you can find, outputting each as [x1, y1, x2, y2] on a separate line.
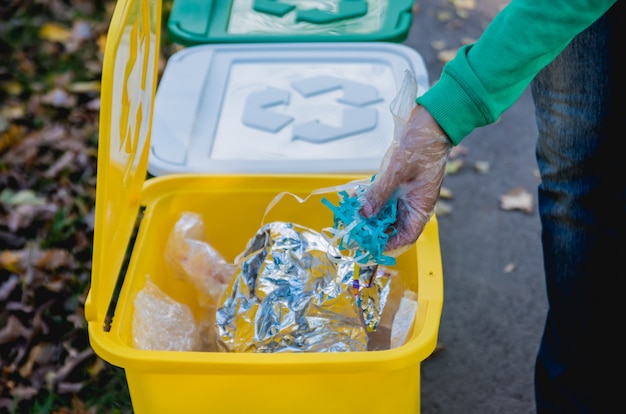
[360, 73, 452, 252]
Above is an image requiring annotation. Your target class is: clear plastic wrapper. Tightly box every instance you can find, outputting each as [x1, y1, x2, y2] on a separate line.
[164, 212, 237, 307]
[361, 69, 452, 251]
[390, 290, 418, 348]
[164, 212, 237, 350]
[133, 277, 202, 351]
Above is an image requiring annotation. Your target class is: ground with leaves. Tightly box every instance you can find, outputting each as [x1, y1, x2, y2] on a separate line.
[0, 0, 181, 412]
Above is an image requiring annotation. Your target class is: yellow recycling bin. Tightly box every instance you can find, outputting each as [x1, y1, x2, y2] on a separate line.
[84, 0, 444, 412]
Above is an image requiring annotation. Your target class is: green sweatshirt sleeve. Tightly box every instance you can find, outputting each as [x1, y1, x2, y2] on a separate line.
[415, 0, 617, 145]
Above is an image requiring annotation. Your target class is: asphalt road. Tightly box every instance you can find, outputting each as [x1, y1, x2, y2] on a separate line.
[404, 1, 548, 413]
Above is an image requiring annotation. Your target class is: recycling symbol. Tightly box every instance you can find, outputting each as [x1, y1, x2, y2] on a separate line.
[253, 0, 368, 24]
[242, 75, 383, 144]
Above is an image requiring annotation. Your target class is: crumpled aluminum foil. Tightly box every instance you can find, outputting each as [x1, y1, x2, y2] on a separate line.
[215, 221, 391, 353]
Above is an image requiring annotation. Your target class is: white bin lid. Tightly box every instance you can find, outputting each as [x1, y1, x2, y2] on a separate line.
[149, 42, 429, 175]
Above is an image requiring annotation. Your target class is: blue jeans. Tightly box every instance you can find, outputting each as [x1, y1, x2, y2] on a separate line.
[531, 2, 625, 413]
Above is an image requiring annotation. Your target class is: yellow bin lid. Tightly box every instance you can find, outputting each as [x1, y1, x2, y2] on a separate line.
[84, 0, 161, 326]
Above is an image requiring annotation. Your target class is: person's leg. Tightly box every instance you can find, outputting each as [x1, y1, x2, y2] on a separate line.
[531, 3, 625, 413]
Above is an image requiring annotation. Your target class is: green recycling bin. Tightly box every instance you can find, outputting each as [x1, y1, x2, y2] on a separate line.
[168, 0, 415, 45]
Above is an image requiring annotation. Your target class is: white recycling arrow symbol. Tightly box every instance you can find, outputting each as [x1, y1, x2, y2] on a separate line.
[293, 107, 377, 143]
[291, 75, 382, 107]
[296, 0, 368, 24]
[241, 76, 382, 143]
[241, 87, 294, 133]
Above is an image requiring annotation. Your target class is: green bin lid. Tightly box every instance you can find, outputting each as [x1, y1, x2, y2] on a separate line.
[168, 0, 415, 45]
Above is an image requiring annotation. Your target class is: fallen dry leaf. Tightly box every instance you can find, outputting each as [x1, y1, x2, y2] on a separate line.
[49, 348, 94, 386]
[431, 39, 447, 51]
[0, 247, 75, 272]
[85, 97, 100, 111]
[86, 357, 106, 378]
[455, 9, 469, 18]
[450, 144, 469, 158]
[435, 200, 453, 216]
[63, 20, 93, 53]
[438, 48, 459, 63]
[445, 158, 464, 175]
[4, 203, 58, 233]
[450, 0, 477, 11]
[0, 102, 27, 120]
[40, 88, 78, 108]
[0, 124, 26, 153]
[67, 81, 101, 94]
[39, 22, 73, 43]
[97, 33, 107, 55]
[504, 262, 516, 273]
[439, 186, 454, 199]
[57, 382, 85, 394]
[499, 187, 534, 214]
[18, 343, 57, 378]
[44, 151, 76, 178]
[0, 189, 46, 207]
[9, 386, 38, 402]
[0, 274, 20, 300]
[436, 10, 453, 22]
[1, 79, 23, 96]
[473, 160, 490, 174]
[0, 399, 13, 411]
[0, 315, 28, 345]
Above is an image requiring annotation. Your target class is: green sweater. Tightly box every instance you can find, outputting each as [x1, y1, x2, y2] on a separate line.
[416, 0, 617, 145]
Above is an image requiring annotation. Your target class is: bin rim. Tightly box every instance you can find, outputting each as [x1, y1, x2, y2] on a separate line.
[88, 170, 444, 371]
[87, 297, 441, 374]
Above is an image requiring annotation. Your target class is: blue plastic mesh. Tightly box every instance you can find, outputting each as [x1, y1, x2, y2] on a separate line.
[321, 185, 398, 266]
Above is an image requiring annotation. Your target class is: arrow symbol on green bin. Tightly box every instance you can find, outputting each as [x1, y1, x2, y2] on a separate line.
[253, 0, 368, 23]
[253, 0, 295, 17]
[242, 87, 294, 133]
[296, 0, 368, 24]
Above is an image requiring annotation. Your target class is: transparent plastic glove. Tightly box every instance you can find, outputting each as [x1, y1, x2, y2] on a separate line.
[360, 71, 453, 252]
